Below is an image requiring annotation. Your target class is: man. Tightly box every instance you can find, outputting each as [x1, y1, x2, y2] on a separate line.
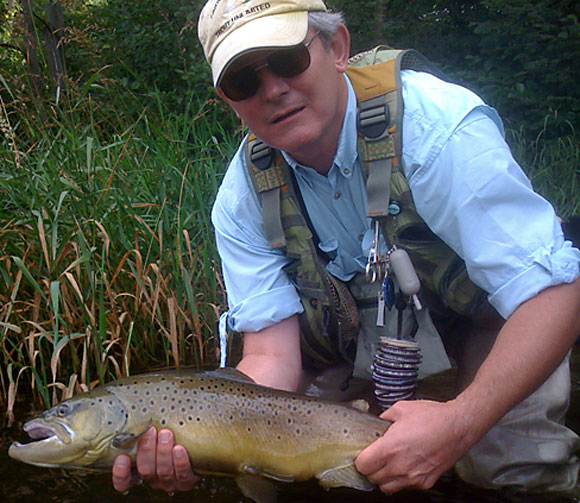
[113, 0, 580, 496]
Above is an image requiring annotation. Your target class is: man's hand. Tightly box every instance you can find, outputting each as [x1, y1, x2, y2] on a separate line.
[112, 427, 200, 494]
[355, 399, 474, 494]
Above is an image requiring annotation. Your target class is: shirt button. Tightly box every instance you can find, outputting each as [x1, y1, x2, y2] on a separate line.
[343, 168, 350, 175]
[334, 192, 341, 199]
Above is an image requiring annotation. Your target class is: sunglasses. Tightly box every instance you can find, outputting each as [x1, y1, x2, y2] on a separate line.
[219, 31, 321, 102]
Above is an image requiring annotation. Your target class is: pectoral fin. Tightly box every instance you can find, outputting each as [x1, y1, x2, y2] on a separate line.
[111, 421, 152, 450]
[236, 475, 278, 503]
[317, 462, 375, 491]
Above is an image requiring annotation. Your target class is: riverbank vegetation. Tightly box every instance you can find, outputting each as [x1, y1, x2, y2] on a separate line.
[1, 0, 579, 412]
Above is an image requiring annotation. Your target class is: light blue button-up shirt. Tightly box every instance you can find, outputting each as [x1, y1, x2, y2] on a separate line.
[212, 70, 580, 335]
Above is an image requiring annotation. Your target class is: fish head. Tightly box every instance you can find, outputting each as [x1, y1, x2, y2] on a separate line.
[9, 390, 128, 469]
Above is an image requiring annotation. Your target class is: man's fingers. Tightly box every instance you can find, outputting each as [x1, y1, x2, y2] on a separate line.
[172, 445, 200, 491]
[156, 429, 176, 482]
[354, 434, 388, 477]
[136, 427, 158, 480]
[112, 454, 133, 493]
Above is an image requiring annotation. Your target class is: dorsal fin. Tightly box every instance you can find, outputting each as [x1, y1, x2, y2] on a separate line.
[207, 367, 256, 383]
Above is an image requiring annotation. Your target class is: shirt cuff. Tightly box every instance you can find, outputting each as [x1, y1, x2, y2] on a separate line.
[226, 285, 304, 333]
[489, 241, 580, 318]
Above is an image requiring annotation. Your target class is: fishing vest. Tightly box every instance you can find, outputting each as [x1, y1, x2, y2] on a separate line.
[244, 47, 489, 366]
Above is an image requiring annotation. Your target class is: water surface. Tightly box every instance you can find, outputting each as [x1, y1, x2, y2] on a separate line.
[2, 350, 580, 503]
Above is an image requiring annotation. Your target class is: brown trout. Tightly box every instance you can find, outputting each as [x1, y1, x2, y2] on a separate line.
[9, 368, 390, 502]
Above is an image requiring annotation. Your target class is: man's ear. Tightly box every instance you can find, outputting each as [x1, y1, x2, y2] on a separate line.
[216, 87, 241, 118]
[331, 23, 351, 73]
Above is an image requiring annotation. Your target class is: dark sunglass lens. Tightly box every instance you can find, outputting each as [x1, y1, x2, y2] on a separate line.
[221, 66, 260, 101]
[268, 45, 310, 79]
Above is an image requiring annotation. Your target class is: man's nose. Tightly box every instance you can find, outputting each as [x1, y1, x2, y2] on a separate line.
[258, 66, 291, 100]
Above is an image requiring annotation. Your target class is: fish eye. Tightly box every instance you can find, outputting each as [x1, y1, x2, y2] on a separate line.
[56, 404, 69, 416]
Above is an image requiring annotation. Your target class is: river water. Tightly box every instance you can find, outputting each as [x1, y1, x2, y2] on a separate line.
[2, 351, 580, 503]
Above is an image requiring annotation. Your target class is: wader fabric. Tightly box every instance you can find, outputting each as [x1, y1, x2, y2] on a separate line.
[443, 325, 580, 491]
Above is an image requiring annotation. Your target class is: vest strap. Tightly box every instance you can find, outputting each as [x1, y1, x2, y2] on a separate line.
[357, 95, 397, 218]
[246, 136, 287, 249]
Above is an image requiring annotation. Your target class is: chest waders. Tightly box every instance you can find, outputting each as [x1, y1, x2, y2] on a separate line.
[244, 47, 492, 390]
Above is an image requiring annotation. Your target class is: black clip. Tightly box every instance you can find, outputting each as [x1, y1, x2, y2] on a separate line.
[250, 140, 273, 171]
[358, 103, 390, 139]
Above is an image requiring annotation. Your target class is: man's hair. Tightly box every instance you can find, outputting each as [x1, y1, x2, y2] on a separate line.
[308, 11, 345, 46]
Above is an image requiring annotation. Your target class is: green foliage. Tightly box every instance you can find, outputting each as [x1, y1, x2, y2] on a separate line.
[329, 0, 580, 138]
[85, 0, 213, 110]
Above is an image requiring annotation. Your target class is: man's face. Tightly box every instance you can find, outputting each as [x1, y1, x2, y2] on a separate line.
[217, 26, 349, 171]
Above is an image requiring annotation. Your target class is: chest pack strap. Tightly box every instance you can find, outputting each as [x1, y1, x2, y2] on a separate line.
[246, 137, 287, 249]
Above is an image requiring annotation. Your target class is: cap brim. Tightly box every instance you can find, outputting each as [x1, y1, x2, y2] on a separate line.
[211, 11, 309, 86]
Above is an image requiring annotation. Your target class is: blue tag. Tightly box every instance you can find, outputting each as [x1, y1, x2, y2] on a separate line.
[383, 275, 395, 310]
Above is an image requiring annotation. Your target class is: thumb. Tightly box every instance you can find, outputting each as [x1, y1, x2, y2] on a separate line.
[378, 401, 405, 422]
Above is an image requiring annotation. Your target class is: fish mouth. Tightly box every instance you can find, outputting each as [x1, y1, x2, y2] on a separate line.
[9, 421, 77, 467]
[23, 422, 60, 442]
[9, 421, 65, 452]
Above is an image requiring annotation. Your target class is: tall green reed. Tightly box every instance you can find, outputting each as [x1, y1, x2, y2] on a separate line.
[0, 84, 240, 413]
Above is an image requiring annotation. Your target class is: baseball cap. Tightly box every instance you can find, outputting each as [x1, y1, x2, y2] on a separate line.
[198, 0, 328, 86]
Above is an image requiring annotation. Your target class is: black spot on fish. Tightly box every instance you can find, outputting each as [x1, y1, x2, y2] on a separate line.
[131, 405, 136, 410]
[179, 421, 184, 426]
[296, 429, 301, 435]
[161, 407, 166, 413]
[161, 419, 166, 425]
[343, 429, 349, 435]
[142, 408, 147, 413]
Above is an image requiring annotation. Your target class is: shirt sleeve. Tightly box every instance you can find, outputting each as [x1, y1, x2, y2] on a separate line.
[211, 143, 304, 333]
[401, 71, 580, 319]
